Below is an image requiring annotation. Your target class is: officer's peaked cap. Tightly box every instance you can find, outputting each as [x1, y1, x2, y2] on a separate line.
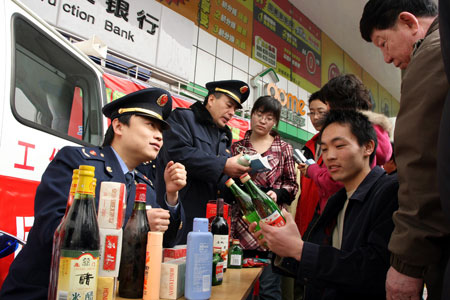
[206, 80, 250, 108]
[102, 88, 172, 130]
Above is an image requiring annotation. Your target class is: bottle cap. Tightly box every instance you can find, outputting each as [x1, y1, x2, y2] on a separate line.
[147, 232, 163, 246]
[193, 218, 209, 232]
[239, 173, 250, 183]
[135, 183, 147, 202]
[225, 178, 235, 187]
[232, 239, 240, 245]
[238, 154, 251, 166]
[213, 247, 221, 253]
[79, 165, 95, 177]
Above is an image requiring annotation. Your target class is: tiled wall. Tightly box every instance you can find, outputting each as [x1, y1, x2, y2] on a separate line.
[189, 26, 318, 139]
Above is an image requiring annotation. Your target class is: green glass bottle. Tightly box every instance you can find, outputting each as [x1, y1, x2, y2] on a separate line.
[212, 247, 224, 286]
[225, 178, 261, 231]
[228, 239, 243, 269]
[239, 173, 286, 227]
[56, 165, 100, 300]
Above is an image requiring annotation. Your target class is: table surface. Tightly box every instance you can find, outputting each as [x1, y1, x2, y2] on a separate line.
[116, 267, 263, 300]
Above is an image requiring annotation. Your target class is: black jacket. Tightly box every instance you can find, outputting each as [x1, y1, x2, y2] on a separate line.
[155, 102, 233, 243]
[275, 167, 398, 300]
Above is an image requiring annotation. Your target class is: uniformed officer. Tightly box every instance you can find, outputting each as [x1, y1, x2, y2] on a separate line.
[0, 88, 187, 300]
[154, 80, 251, 243]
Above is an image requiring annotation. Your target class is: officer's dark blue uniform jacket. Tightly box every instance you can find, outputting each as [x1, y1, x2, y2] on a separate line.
[0, 145, 184, 300]
[274, 167, 398, 300]
[154, 101, 232, 243]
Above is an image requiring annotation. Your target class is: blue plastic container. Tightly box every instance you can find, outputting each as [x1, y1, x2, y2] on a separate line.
[184, 218, 213, 300]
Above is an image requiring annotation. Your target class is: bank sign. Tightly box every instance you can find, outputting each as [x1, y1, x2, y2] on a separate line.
[22, 0, 194, 80]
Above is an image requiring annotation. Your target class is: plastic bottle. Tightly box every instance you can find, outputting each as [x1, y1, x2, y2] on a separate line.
[143, 232, 163, 300]
[185, 218, 213, 300]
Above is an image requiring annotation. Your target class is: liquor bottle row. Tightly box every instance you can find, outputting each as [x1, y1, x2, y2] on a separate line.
[47, 166, 280, 300]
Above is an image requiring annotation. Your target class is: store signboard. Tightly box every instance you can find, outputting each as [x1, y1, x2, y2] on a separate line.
[159, 0, 253, 57]
[21, 0, 193, 80]
[252, 0, 321, 91]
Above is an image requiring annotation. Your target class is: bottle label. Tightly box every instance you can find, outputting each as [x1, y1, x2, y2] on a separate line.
[213, 235, 229, 267]
[102, 235, 118, 271]
[215, 261, 224, 281]
[261, 210, 286, 227]
[230, 254, 242, 266]
[57, 250, 99, 300]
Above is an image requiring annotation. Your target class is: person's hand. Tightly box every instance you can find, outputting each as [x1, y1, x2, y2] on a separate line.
[266, 190, 277, 203]
[223, 153, 251, 178]
[386, 266, 423, 300]
[298, 163, 308, 177]
[164, 161, 187, 205]
[147, 208, 170, 232]
[248, 209, 303, 260]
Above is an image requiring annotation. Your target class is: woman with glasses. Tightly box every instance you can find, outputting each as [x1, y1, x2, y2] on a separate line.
[230, 96, 298, 300]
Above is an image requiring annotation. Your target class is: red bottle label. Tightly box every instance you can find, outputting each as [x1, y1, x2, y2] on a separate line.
[261, 211, 285, 227]
[103, 235, 119, 271]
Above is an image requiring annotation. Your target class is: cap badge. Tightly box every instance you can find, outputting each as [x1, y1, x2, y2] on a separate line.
[157, 94, 168, 107]
[240, 86, 248, 94]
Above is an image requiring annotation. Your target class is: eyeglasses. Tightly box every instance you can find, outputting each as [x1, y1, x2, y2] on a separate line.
[307, 111, 327, 117]
[253, 112, 275, 123]
[0, 230, 26, 259]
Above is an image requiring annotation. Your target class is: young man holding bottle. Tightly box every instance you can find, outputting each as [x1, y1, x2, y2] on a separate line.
[0, 88, 187, 299]
[250, 110, 399, 300]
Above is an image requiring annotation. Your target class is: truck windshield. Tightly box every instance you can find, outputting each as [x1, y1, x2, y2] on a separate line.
[12, 16, 103, 146]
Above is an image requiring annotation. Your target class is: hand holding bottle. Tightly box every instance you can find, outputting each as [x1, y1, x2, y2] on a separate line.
[249, 208, 303, 261]
[147, 208, 171, 232]
[164, 161, 187, 205]
[224, 154, 251, 178]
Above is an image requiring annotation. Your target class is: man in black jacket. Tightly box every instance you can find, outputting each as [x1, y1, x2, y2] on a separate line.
[155, 80, 251, 243]
[250, 110, 399, 300]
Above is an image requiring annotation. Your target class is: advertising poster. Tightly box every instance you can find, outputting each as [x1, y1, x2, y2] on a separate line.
[290, 5, 321, 91]
[362, 70, 379, 111]
[344, 53, 362, 79]
[321, 32, 344, 86]
[253, 0, 293, 79]
[253, 0, 321, 93]
[159, 0, 253, 56]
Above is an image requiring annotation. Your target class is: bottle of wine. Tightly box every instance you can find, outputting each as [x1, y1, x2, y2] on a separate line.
[239, 173, 286, 227]
[48, 169, 79, 300]
[118, 183, 150, 298]
[225, 178, 261, 231]
[56, 165, 100, 300]
[228, 239, 243, 269]
[211, 198, 229, 273]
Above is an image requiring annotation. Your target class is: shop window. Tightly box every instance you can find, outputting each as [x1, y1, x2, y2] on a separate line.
[11, 16, 103, 145]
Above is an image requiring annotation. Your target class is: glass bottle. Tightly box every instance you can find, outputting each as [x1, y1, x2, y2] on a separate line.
[211, 198, 229, 272]
[118, 183, 149, 298]
[212, 247, 224, 286]
[228, 239, 243, 269]
[56, 165, 100, 300]
[225, 178, 261, 232]
[239, 173, 286, 227]
[48, 169, 79, 300]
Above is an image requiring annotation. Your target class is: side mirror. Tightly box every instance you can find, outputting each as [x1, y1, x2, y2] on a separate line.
[0, 230, 26, 259]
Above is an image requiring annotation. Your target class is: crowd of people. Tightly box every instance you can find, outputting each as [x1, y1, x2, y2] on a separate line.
[1, 0, 449, 299]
